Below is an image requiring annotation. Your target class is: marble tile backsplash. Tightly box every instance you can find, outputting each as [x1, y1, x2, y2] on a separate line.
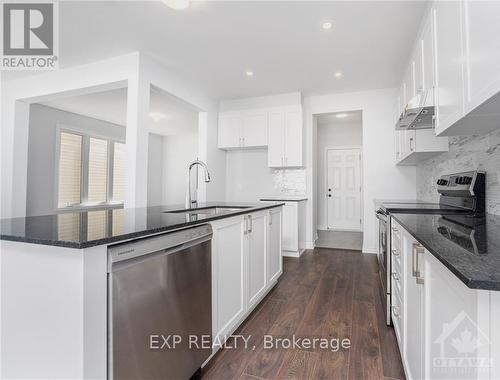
[416, 127, 500, 215]
[272, 169, 307, 196]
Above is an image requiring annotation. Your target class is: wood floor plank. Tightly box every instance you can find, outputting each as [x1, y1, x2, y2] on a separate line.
[202, 249, 405, 380]
[275, 349, 319, 380]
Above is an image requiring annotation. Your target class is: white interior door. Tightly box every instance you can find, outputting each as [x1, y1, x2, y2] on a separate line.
[326, 148, 362, 231]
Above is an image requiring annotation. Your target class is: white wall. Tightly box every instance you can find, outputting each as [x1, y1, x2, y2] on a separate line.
[1, 53, 226, 217]
[162, 132, 199, 205]
[219, 92, 301, 111]
[26, 104, 126, 216]
[222, 91, 307, 203]
[316, 118, 363, 229]
[225, 150, 276, 202]
[304, 88, 417, 253]
[147, 133, 164, 207]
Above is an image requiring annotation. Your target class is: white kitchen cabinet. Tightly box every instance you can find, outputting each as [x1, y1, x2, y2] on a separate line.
[422, 15, 434, 94]
[463, 0, 500, 112]
[209, 207, 283, 355]
[268, 105, 303, 168]
[210, 215, 246, 343]
[267, 207, 282, 284]
[268, 109, 285, 167]
[434, 1, 466, 136]
[218, 111, 243, 149]
[260, 199, 305, 257]
[395, 128, 448, 166]
[390, 220, 497, 380]
[218, 109, 268, 149]
[424, 251, 490, 380]
[246, 212, 267, 310]
[403, 233, 425, 380]
[242, 109, 268, 147]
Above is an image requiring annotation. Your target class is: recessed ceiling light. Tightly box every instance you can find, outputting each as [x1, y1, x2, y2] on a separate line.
[336, 113, 348, 119]
[162, 0, 190, 10]
[322, 21, 333, 30]
[246, 71, 254, 77]
[334, 72, 343, 78]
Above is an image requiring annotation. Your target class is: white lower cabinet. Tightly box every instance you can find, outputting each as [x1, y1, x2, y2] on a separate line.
[246, 212, 267, 310]
[391, 219, 493, 380]
[402, 231, 425, 380]
[209, 207, 283, 355]
[210, 215, 246, 344]
[267, 207, 282, 284]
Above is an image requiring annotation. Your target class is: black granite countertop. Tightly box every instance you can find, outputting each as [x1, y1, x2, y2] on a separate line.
[0, 202, 284, 249]
[391, 212, 500, 291]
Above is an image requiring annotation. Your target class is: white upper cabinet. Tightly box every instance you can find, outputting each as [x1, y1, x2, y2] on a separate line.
[218, 109, 268, 149]
[268, 105, 303, 168]
[433, 0, 500, 136]
[267, 109, 285, 167]
[283, 107, 303, 167]
[218, 105, 303, 167]
[394, 5, 449, 165]
[422, 16, 434, 94]
[218, 111, 243, 149]
[464, 0, 500, 112]
[242, 109, 268, 147]
[434, 1, 465, 135]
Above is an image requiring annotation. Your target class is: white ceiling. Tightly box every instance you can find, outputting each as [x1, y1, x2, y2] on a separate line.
[317, 110, 363, 126]
[40, 86, 199, 135]
[4, 1, 428, 100]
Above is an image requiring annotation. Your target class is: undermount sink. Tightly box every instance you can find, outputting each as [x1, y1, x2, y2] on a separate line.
[164, 206, 249, 216]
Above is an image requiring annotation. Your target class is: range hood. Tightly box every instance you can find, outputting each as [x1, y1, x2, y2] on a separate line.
[395, 88, 435, 130]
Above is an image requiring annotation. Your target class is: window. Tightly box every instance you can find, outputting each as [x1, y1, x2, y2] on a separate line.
[57, 129, 125, 209]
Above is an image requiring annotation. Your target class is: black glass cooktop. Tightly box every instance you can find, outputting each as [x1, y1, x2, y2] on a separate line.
[380, 201, 472, 214]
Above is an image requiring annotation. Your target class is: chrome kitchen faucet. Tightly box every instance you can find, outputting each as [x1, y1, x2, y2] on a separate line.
[185, 160, 211, 209]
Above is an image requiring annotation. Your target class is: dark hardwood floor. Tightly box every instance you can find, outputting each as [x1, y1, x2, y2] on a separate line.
[202, 248, 405, 380]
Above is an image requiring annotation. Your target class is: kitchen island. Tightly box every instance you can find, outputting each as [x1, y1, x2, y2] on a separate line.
[0, 202, 284, 379]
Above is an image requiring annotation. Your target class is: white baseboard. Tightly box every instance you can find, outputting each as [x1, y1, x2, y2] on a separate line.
[362, 246, 378, 254]
[283, 248, 305, 258]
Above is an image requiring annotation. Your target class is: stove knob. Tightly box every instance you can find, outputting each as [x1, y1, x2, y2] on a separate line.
[455, 177, 462, 184]
[463, 176, 472, 185]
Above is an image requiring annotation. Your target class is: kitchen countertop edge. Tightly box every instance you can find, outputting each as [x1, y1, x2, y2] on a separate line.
[0, 203, 285, 249]
[390, 213, 500, 291]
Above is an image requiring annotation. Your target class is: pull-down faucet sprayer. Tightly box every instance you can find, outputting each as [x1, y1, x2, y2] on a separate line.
[185, 160, 211, 209]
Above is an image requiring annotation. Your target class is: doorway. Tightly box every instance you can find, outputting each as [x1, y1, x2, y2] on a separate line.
[315, 110, 363, 250]
[326, 147, 362, 230]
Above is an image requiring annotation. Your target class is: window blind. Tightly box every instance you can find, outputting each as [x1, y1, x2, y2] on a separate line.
[58, 132, 82, 208]
[87, 137, 108, 203]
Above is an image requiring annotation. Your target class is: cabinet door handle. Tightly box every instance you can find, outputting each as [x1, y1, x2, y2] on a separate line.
[410, 137, 414, 152]
[412, 242, 425, 284]
[391, 248, 400, 257]
[248, 215, 253, 233]
[269, 211, 273, 225]
[392, 272, 400, 281]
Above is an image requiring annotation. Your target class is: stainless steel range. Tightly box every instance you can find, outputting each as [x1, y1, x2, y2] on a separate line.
[376, 170, 486, 325]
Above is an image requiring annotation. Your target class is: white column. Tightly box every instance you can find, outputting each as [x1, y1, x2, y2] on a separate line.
[125, 70, 150, 208]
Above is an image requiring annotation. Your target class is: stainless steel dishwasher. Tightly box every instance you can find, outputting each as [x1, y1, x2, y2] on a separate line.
[107, 224, 212, 380]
